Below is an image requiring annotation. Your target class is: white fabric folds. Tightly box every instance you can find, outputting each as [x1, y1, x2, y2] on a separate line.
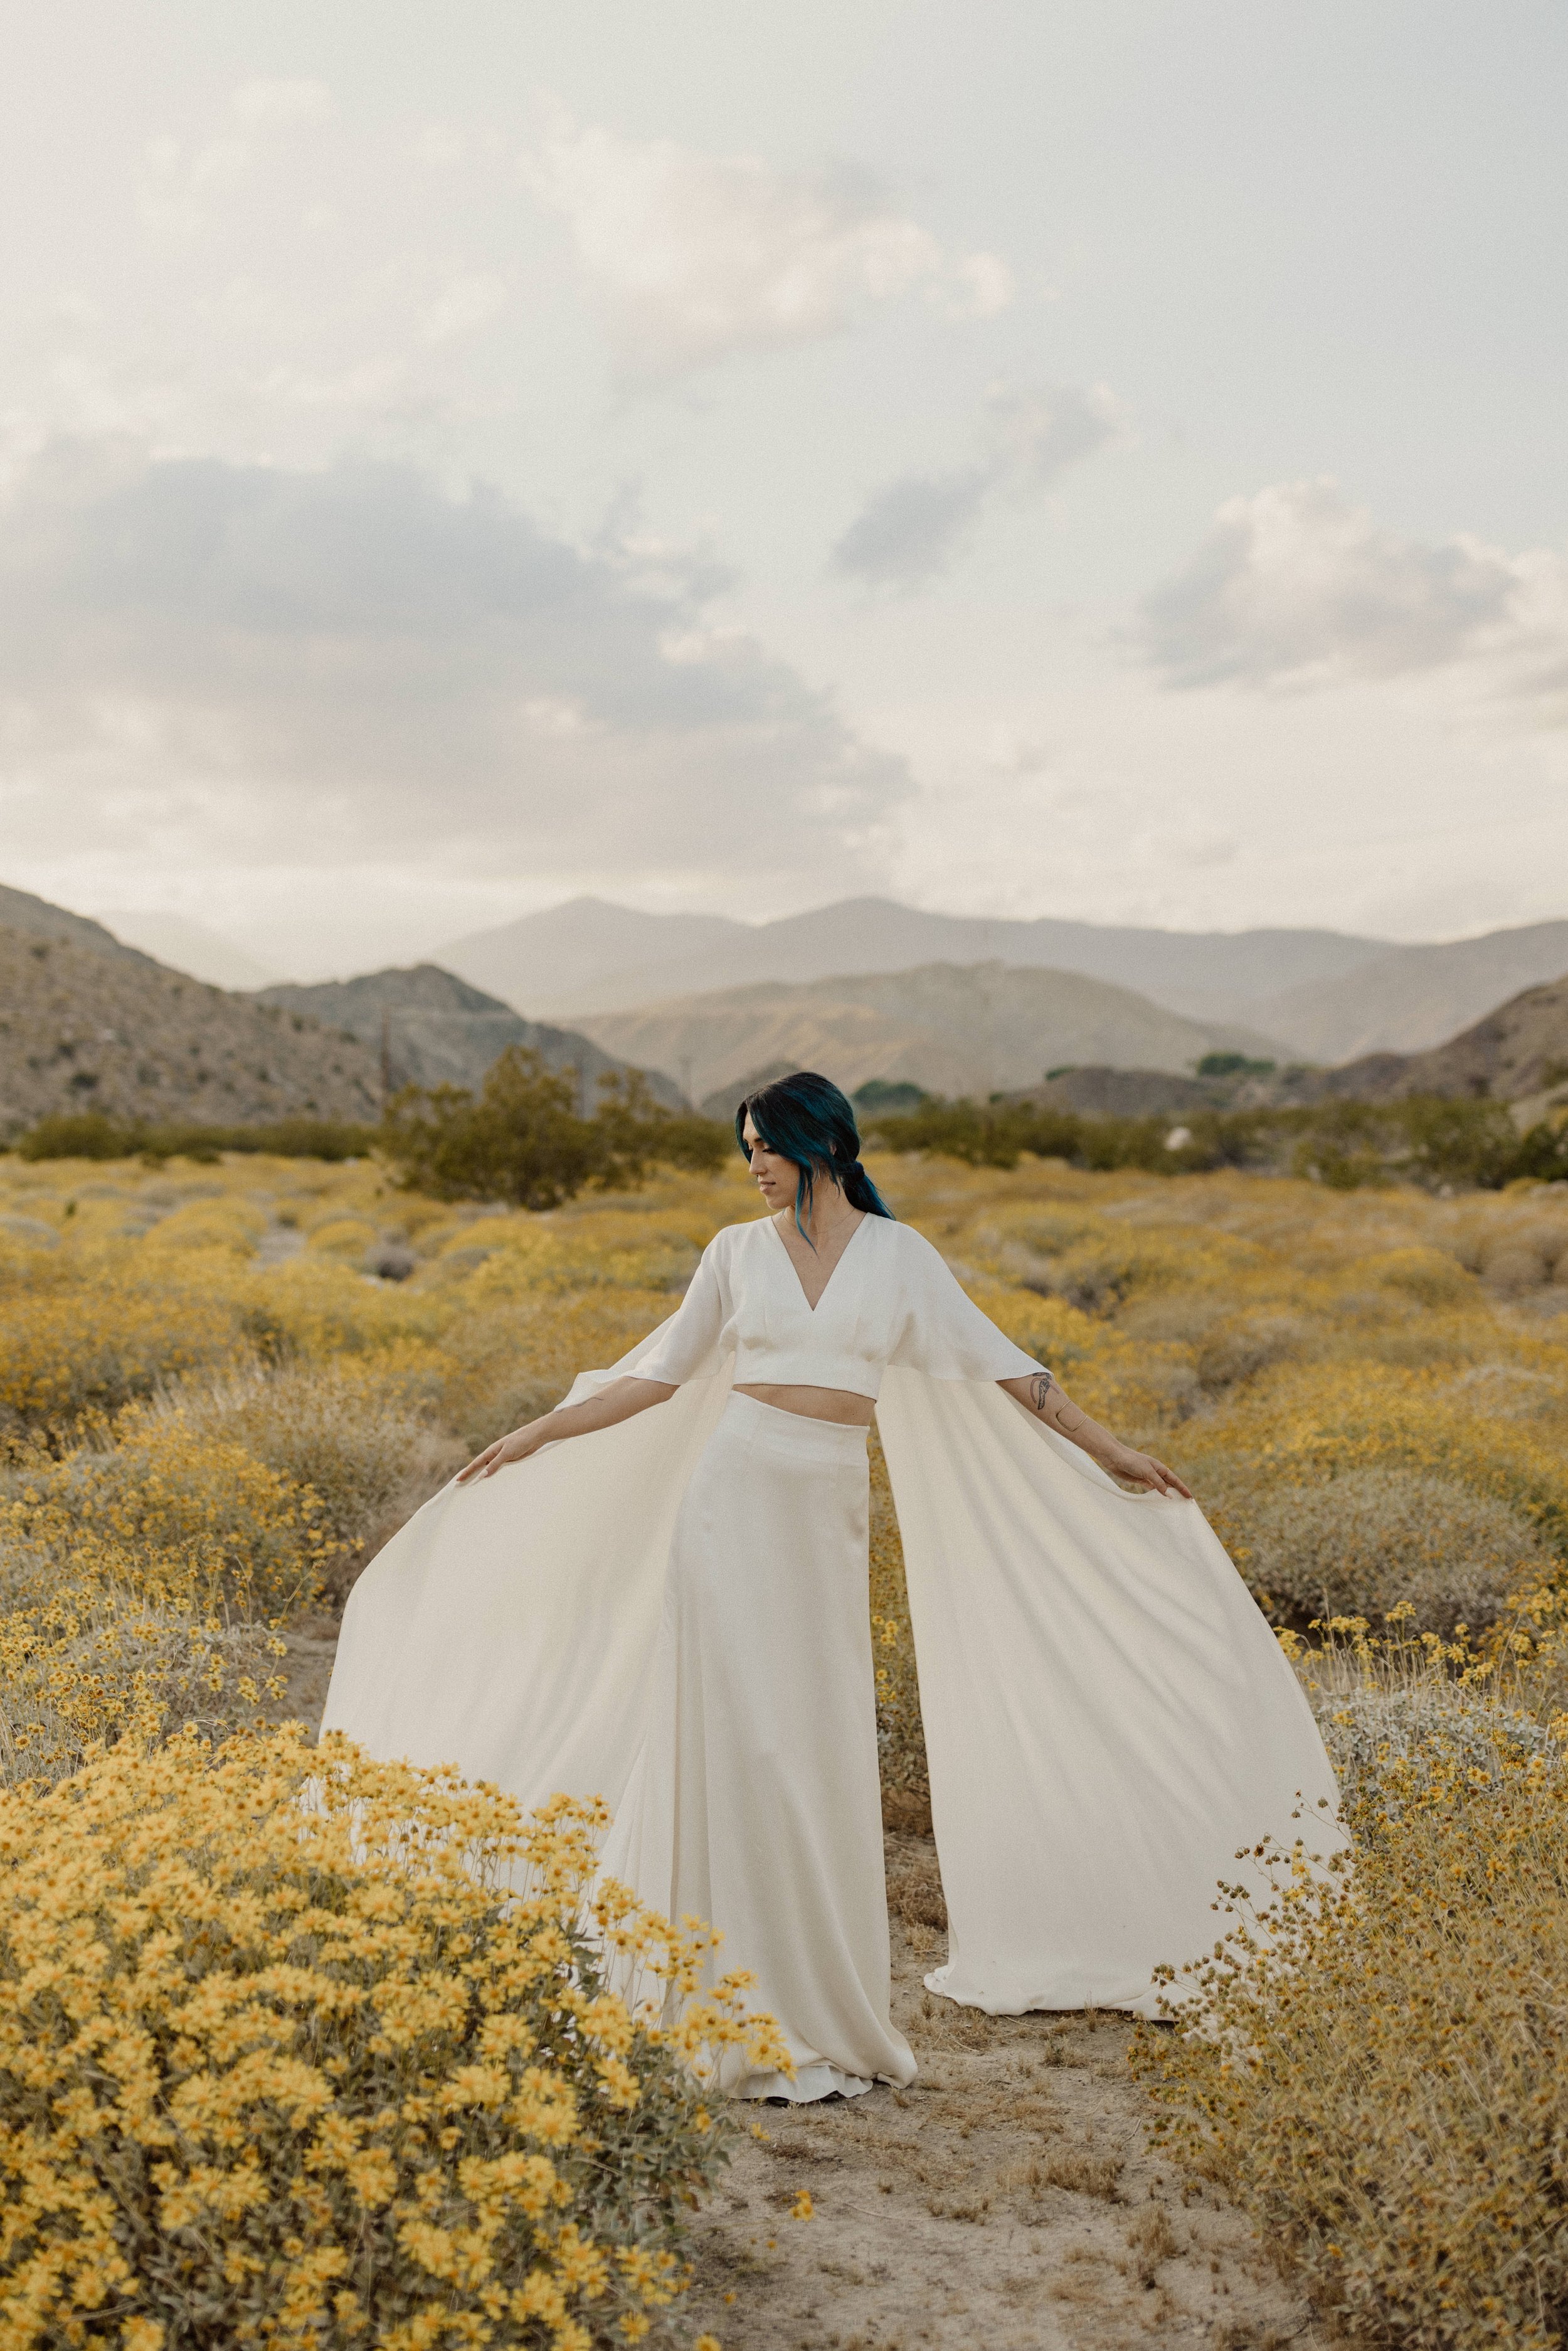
[600, 1393, 912, 2101]
[874, 1372, 1340, 2015]
[322, 1213, 1339, 2054]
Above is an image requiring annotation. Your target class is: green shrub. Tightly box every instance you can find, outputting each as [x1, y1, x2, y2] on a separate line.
[862, 1090, 1568, 1192]
[379, 1049, 726, 1210]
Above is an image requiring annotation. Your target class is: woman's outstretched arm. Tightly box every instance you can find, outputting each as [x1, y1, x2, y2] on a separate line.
[457, 1376, 678, 1482]
[998, 1371, 1193, 1499]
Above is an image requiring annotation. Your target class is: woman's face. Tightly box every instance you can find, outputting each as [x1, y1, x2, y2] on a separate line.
[741, 1117, 796, 1211]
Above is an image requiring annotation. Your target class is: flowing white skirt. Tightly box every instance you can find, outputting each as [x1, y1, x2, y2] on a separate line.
[322, 1344, 1342, 2056]
[601, 1393, 915, 2101]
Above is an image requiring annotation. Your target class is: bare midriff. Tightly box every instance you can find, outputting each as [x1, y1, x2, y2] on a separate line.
[733, 1382, 876, 1428]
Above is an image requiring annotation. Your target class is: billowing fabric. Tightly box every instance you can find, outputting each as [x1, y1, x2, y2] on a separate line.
[600, 1392, 914, 2100]
[874, 1371, 1342, 2014]
[628, 1214, 1047, 1401]
[322, 1211, 1340, 2042]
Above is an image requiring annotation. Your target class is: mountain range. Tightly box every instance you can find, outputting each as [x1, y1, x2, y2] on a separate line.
[0, 884, 667, 1135]
[4, 877, 1567, 1140]
[567, 961, 1289, 1112]
[256, 965, 684, 1110]
[1288, 972, 1568, 1117]
[1030, 973, 1568, 1125]
[437, 894, 1568, 1063]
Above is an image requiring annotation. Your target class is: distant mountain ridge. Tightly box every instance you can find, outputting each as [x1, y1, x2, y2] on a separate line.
[254, 966, 684, 1111]
[1255, 923, 1568, 1061]
[438, 894, 1568, 1064]
[95, 910, 284, 992]
[1016, 971, 1568, 1122]
[568, 960, 1291, 1107]
[440, 894, 1391, 1038]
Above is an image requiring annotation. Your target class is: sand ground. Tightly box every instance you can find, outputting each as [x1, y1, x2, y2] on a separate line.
[683, 1833, 1325, 2351]
[285, 1643, 1323, 2351]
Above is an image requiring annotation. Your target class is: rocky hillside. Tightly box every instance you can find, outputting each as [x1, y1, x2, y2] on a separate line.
[1004, 970, 1568, 1122]
[1256, 920, 1568, 1063]
[0, 882, 155, 966]
[1292, 972, 1568, 1113]
[0, 926, 382, 1134]
[571, 960, 1289, 1105]
[255, 965, 684, 1110]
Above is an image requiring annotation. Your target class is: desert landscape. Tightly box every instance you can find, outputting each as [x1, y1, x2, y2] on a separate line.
[4, 1110, 1565, 2347]
[7, 13, 1567, 2341]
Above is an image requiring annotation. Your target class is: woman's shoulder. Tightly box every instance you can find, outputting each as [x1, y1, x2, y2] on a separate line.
[705, 1216, 775, 1253]
[872, 1219, 967, 1292]
[871, 1216, 940, 1258]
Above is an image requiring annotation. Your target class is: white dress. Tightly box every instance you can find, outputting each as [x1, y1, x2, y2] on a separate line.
[322, 1212, 1338, 2092]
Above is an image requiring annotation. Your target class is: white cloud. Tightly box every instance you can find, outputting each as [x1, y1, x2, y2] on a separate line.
[0, 440, 909, 906]
[418, 273, 509, 345]
[135, 79, 336, 236]
[1140, 477, 1568, 702]
[231, 79, 334, 129]
[524, 110, 1013, 376]
[832, 383, 1126, 590]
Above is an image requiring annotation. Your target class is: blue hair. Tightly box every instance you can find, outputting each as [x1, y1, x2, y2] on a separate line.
[735, 1071, 895, 1243]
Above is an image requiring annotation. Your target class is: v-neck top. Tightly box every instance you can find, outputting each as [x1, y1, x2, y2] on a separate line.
[628, 1214, 1047, 1402]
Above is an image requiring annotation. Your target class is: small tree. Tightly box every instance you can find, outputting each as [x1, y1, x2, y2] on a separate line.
[380, 1049, 600, 1209]
[379, 1048, 726, 1209]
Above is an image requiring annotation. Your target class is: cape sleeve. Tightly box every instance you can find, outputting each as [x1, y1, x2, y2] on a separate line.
[887, 1226, 1049, 1384]
[322, 1239, 738, 1818]
[617, 1234, 730, 1386]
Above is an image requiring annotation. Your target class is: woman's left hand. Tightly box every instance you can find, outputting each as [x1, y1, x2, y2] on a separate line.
[1102, 1445, 1193, 1499]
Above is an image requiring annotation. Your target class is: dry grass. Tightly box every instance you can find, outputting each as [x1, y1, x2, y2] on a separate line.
[1239, 1463, 1555, 1635]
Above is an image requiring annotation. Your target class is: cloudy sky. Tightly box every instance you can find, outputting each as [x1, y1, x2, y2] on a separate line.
[3, 1, 1566, 978]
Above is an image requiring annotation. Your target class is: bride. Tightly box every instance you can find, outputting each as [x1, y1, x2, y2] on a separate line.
[322, 1070, 1337, 2103]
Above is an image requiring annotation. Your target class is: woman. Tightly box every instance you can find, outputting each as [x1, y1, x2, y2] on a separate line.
[322, 1072, 1337, 2103]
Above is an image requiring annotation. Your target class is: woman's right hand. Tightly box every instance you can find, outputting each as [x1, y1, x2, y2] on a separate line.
[457, 1420, 551, 1482]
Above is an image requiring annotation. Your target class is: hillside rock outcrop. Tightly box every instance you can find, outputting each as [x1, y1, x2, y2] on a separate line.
[0, 927, 382, 1134]
[255, 965, 684, 1110]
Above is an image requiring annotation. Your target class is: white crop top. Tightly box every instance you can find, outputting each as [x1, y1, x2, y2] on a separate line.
[628, 1214, 1047, 1403]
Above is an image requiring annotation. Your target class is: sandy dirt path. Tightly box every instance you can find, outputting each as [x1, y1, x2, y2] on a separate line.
[681, 1832, 1325, 2351]
[287, 1653, 1321, 2350]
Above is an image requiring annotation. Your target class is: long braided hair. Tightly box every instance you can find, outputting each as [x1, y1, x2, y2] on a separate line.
[734, 1071, 894, 1244]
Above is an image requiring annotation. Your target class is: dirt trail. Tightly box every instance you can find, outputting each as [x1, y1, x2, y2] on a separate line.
[681, 1832, 1324, 2351]
[289, 1668, 1320, 2348]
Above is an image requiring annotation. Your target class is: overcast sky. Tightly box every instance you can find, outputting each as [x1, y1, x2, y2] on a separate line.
[3, 1, 1566, 979]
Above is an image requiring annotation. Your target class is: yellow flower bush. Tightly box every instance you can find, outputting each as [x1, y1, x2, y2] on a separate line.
[0, 1729, 785, 2351]
[1131, 1683, 1568, 2350]
[4, 1404, 338, 1621]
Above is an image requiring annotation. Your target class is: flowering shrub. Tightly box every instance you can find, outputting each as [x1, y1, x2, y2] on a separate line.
[1131, 1670, 1568, 2350]
[0, 1730, 784, 2350]
[1236, 1463, 1555, 1636]
[3, 1406, 337, 1623]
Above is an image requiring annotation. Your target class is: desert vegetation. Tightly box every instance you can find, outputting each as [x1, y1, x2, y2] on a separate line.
[1, 1135, 1566, 2344]
[863, 1085, 1568, 1189]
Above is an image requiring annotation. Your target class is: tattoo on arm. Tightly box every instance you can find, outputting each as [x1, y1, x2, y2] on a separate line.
[1028, 1369, 1085, 1433]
